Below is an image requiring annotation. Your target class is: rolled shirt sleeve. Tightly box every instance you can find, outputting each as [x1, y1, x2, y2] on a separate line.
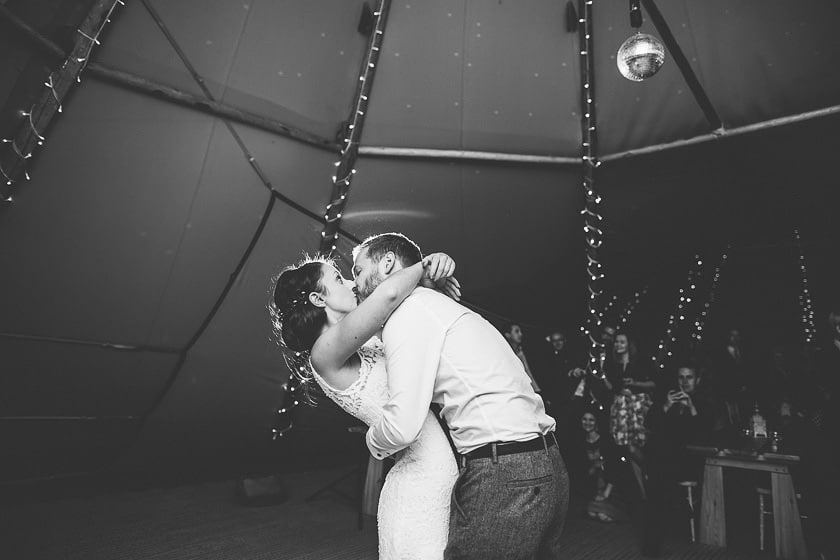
[365, 292, 445, 459]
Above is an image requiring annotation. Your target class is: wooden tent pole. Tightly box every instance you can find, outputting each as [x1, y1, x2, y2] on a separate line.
[600, 104, 840, 163]
[318, 0, 392, 254]
[577, 0, 609, 386]
[358, 146, 580, 166]
[642, 0, 722, 130]
[0, 0, 122, 199]
[0, 331, 179, 353]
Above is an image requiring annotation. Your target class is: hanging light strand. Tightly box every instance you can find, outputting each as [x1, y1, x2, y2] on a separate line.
[271, 374, 301, 440]
[0, 0, 123, 200]
[318, 0, 391, 255]
[598, 293, 620, 325]
[618, 286, 649, 327]
[691, 248, 728, 344]
[576, 0, 607, 381]
[793, 229, 817, 344]
[652, 254, 704, 371]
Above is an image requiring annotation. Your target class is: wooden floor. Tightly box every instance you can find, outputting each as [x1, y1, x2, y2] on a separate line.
[0, 466, 780, 560]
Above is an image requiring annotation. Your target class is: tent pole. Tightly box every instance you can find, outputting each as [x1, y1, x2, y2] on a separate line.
[358, 146, 580, 166]
[576, 0, 609, 392]
[0, 1, 122, 199]
[318, 0, 392, 254]
[0, 416, 137, 421]
[642, 0, 722, 130]
[0, 331, 178, 353]
[600, 104, 840, 163]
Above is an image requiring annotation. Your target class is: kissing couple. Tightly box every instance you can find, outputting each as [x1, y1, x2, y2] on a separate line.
[272, 232, 569, 559]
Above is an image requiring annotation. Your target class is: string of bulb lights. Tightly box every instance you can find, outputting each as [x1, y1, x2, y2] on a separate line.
[690, 248, 728, 345]
[651, 254, 704, 371]
[618, 286, 648, 327]
[1, 0, 123, 203]
[319, 0, 390, 255]
[576, 0, 609, 384]
[793, 229, 817, 344]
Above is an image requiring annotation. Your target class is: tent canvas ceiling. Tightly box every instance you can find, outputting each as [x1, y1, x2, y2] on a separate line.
[1, 0, 839, 481]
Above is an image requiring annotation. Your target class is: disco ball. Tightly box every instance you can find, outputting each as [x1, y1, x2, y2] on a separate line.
[617, 32, 665, 81]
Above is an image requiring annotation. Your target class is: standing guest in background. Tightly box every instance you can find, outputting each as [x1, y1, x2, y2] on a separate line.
[503, 321, 542, 393]
[535, 329, 577, 439]
[642, 363, 713, 557]
[601, 325, 617, 350]
[706, 327, 752, 435]
[604, 331, 655, 499]
[566, 325, 619, 431]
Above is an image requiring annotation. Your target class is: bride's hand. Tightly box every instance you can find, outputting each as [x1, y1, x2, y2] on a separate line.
[420, 253, 461, 301]
[422, 252, 455, 282]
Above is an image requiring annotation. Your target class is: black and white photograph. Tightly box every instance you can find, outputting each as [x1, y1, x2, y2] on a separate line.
[1, 1, 838, 559]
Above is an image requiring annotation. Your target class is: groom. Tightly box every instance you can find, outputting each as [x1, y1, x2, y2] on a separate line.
[353, 232, 569, 560]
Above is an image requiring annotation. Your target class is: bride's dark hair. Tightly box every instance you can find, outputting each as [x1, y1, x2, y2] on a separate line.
[269, 257, 334, 403]
[270, 256, 329, 353]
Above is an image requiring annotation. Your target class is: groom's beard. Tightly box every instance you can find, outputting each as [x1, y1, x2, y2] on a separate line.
[358, 269, 385, 301]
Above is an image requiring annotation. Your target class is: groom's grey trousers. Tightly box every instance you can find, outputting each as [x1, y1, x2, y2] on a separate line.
[444, 433, 570, 560]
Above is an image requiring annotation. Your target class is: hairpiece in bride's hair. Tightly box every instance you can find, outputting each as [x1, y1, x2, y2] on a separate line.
[274, 290, 311, 322]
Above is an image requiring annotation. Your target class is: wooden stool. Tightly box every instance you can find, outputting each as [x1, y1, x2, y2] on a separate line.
[678, 480, 698, 543]
[757, 486, 806, 551]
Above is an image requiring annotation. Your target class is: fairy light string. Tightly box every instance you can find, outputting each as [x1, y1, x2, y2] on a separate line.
[652, 254, 704, 372]
[318, 0, 391, 255]
[576, 0, 608, 382]
[0, 0, 123, 201]
[691, 248, 728, 346]
[793, 229, 816, 344]
[618, 286, 648, 327]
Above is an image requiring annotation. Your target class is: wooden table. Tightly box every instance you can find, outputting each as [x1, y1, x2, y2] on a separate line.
[688, 445, 806, 560]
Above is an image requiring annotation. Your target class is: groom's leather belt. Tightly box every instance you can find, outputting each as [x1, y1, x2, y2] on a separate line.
[462, 433, 556, 461]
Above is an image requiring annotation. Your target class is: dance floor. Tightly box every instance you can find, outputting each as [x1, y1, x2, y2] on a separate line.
[0, 466, 771, 560]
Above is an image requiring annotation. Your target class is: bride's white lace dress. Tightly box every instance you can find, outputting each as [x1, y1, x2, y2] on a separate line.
[312, 337, 458, 559]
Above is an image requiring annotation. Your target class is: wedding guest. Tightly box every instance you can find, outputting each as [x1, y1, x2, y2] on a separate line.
[705, 327, 752, 435]
[535, 329, 579, 439]
[502, 321, 542, 393]
[605, 331, 655, 498]
[642, 362, 713, 557]
[568, 409, 632, 523]
[567, 325, 619, 422]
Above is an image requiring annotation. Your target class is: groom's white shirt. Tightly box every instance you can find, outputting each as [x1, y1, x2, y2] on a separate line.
[366, 287, 555, 459]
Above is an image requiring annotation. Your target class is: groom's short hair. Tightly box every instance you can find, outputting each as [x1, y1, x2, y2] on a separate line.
[354, 232, 422, 267]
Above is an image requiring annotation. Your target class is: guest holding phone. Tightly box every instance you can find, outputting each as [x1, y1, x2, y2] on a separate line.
[641, 362, 713, 557]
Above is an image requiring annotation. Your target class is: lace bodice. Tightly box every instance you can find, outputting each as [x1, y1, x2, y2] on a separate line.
[312, 337, 389, 428]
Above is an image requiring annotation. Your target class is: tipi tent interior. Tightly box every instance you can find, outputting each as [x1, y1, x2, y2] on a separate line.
[1, 0, 839, 519]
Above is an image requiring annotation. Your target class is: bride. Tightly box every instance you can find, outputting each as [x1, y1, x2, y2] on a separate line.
[271, 252, 460, 559]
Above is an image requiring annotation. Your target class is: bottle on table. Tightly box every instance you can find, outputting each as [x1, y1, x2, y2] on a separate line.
[750, 402, 768, 439]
